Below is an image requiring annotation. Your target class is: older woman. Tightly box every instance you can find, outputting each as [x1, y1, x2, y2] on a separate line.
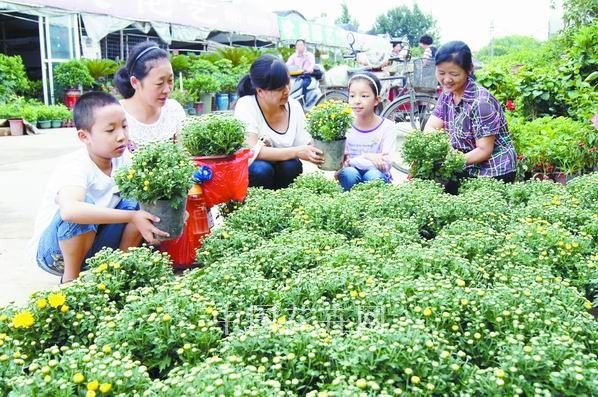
[426, 41, 517, 194]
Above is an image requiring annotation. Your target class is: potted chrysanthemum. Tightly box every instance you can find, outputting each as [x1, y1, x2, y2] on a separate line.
[180, 113, 250, 208]
[306, 100, 353, 171]
[115, 141, 195, 240]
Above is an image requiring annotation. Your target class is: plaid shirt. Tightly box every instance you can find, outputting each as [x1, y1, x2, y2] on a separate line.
[433, 78, 517, 177]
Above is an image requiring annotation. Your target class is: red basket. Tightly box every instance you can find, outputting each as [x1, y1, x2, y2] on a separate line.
[192, 148, 252, 208]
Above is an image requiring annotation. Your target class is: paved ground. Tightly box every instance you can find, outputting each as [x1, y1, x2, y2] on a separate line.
[0, 129, 82, 307]
[0, 129, 407, 308]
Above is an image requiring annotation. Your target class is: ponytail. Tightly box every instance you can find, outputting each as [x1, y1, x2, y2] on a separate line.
[237, 74, 256, 98]
[114, 67, 135, 99]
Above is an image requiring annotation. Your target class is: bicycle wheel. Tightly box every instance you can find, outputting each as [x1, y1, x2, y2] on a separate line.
[381, 94, 436, 174]
[315, 89, 348, 105]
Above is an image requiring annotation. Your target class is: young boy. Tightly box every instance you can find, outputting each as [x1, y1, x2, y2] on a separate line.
[31, 92, 168, 283]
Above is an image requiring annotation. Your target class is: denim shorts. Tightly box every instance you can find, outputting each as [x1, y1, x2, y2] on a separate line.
[36, 197, 139, 276]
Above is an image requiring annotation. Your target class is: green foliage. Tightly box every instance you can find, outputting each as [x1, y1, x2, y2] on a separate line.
[115, 142, 195, 206]
[82, 58, 118, 81]
[335, 1, 359, 29]
[0, 54, 30, 103]
[185, 74, 220, 95]
[9, 344, 153, 396]
[168, 89, 196, 106]
[146, 359, 283, 395]
[562, 0, 597, 29]
[509, 115, 597, 174]
[477, 20, 598, 122]
[169, 54, 190, 74]
[215, 73, 240, 93]
[2, 173, 598, 395]
[53, 60, 94, 89]
[372, 4, 438, 47]
[477, 35, 542, 60]
[305, 100, 353, 141]
[402, 130, 466, 183]
[95, 283, 222, 378]
[181, 113, 246, 156]
[188, 57, 219, 75]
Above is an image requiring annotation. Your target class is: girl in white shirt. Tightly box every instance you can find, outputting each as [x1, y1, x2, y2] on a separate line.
[234, 55, 323, 189]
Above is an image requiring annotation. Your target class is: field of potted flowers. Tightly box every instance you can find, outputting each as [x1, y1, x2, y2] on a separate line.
[1, 171, 597, 396]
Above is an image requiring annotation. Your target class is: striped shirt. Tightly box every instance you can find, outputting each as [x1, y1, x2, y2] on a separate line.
[433, 78, 517, 177]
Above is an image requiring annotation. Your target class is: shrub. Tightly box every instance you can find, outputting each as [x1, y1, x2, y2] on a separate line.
[181, 113, 246, 156]
[402, 130, 466, 183]
[53, 60, 94, 89]
[115, 141, 195, 207]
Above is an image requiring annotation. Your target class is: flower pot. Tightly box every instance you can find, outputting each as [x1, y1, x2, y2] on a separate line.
[51, 120, 63, 128]
[186, 108, 197, 116]
[160, 191, 211, 269]
[200, 94, 213, 114]
[215, 93, 229, 111]
[313, 138, 347, 171]
[228, 93, 238, 109]
[194, 101, 205, 115]
[63, 88, 81, 110]
[139, 197, 187, 241]
[8, 119, 24, 136]
[38, 120, 52, 129]
[192, 148, 252, 208]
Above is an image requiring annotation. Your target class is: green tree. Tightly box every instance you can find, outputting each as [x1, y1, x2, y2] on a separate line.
[558, 0, 597, 29]
[335, 1, 359, 30]
[372, 4, 438, 46]
[476, 35, 542, 60]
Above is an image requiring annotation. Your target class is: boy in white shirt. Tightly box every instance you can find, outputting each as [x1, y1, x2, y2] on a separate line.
[31, 92, 168, 283]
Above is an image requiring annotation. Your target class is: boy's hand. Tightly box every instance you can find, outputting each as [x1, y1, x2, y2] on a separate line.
[131, 210, 170, 244]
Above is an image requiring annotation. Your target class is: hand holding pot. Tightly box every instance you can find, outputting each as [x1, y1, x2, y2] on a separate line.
[297, 144, 324, 165]
[132, 210, 170, 244]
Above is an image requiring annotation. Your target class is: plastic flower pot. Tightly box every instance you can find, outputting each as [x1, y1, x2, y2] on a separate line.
[63, 88, 81, 110]
[228, 93, 238, 109]
[51, 120, 63, 128]
[8, 119, 24, 136]
[200, 94, 213, 113]
[194, 101, 205, 115]
[215, 93, 229, 111]
[313, 138, 347, 171]
[139, 196, 187, 241]
[38, 120, 52, 129]
[192, 148, 252, 208]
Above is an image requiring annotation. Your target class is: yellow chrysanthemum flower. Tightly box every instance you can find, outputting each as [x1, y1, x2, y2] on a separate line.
[48, 293, 66, 308]
[12, 310, 34, 329]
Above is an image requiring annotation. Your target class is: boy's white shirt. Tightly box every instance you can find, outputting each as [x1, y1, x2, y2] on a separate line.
[29, 148, 131, 262]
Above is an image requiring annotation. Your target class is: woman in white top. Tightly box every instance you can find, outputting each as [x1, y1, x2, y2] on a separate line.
[234, 55, 323, 189]
[114, 41, 186, 152]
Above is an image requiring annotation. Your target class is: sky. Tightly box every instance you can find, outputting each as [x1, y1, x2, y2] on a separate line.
[249, 0, 563, 50]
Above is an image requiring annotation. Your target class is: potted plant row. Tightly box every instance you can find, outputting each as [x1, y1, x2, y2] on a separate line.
[36, 105, 72, 129]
